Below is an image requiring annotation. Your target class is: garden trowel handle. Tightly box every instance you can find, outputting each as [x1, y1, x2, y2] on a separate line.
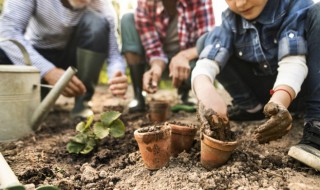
[0, 153, 25, 190]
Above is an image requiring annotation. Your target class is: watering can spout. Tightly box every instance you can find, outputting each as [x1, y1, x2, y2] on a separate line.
[31, 66, 77, 130]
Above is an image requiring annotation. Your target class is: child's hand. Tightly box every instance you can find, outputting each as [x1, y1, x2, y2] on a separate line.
[254, 102, 292, 143]
[197, 102, 230, 141]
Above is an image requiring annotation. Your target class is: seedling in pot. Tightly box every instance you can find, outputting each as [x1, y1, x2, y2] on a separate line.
[66, 111, 126, 154]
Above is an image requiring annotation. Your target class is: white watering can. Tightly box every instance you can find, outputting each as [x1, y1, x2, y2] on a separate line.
[0, 38, 76, 142]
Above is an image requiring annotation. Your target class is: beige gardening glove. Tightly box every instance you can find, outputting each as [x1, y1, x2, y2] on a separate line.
[255, 102, 292, 144]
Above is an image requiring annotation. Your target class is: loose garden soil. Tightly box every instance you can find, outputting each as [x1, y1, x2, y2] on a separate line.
[0, 85, 319, 190]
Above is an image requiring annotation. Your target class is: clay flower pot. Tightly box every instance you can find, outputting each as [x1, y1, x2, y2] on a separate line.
[149, 100, 170, 122]
[200, 133, 239, 170]
[166, 122, 197, 157]
[134, 124, 171, 170]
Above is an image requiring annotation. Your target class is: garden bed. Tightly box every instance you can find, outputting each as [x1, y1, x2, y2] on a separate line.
[0, 85, 319, 190]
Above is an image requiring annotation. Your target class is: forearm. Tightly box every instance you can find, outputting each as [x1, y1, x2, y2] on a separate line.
[0, 0, 55, 77]
[271, 55, 308, 108]
[179, 47, 198, 61]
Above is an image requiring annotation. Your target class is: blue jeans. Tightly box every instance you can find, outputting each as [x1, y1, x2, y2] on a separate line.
[0, 11, 110, 69]
[207, 3, 320, 121]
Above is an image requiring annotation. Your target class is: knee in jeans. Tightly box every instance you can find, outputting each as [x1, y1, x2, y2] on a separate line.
[79, 11, 110, 36]
[121, 13, 134, 30]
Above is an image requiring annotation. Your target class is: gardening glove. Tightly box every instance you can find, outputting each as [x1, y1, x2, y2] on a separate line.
[197, 102, 230, 141]
[255, 102, 292, 144]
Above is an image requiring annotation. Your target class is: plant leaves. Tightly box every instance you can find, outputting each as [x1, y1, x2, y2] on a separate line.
[66, 141, 85, 154]
[76, 121, 86, 133]
[109, 119, 126, 138]
[80, 138, 97, 154]
[93, 122, 110, 139]
[101, 111, 121, 126]
[71, 133, 87, 144]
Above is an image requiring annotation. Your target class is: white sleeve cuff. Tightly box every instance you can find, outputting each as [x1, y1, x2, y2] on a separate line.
[191, 58, 220, 92]
[273, 55, 308, 97]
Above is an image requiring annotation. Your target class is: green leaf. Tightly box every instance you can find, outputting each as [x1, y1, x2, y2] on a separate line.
[76, 121, 86, 133]
[66, 141, 85, 154]
[71, 133, 87, 144]
[80, 138, 97, 154]
[109, 119, 126, 138]
[93, 122, 110, 139]
[101, 111, 121, 126]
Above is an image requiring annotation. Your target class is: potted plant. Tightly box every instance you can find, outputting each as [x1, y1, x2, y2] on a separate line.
[166, 121, 197, 157]
[66, 111, 126, 154]
[198, 104, 239, 170]
[134, 124, 171, 170]
[148, 100, 170, 122]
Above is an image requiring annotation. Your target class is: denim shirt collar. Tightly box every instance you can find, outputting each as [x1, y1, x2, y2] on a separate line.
[241, 0, 288, 29]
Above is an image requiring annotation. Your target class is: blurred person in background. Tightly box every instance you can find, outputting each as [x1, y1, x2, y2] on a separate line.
[0, 0, 128, 119]
[121, 0, 215, 113]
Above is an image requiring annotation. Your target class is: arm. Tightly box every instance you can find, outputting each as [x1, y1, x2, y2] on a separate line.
[0, 0, 55, 76]
[192, 58, 227, 118]
[91, 0, 127, 97]
[255, 55, 308, 143]
[91, 0, 126, 78]
[169, 47, 197, 88]
[135, 0, 168, 64]
[0, 0, 86, 97]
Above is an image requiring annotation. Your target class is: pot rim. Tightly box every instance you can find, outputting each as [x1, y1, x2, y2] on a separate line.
[167, 123, 197, 136]
[134, 125, 171, 142]
[201, 133, 239, 152]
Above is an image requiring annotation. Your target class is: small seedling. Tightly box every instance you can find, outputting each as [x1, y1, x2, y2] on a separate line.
[67, 111, 126, 154]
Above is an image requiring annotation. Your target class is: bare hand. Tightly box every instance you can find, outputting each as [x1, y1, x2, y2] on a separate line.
[169, 53, 190, 88]
[255, 102, 292, 144]
[143, 63, 163, 94]
[43, 67, 86, 97]
[108, 71, 128, 97]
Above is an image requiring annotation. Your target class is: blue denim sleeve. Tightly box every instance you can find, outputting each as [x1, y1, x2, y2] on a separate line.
[199, 13, 233, 69]
[278, 0, 313, 60]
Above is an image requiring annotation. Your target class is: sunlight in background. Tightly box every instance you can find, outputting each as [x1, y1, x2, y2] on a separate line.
[116, 0, 320, 26]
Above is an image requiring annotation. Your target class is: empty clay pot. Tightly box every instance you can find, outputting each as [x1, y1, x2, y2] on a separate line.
[149, 100, 170, 122]
[134, 124, 171, 170]
[166, 122, 197, 157]
[200, 133, 239, 170]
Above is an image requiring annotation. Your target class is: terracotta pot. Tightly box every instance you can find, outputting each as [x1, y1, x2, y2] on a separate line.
[200, 133, 238, 170]
[167, 122, 197, 157]
[149, 101, 170, 122]
[134, 125, 171, 170]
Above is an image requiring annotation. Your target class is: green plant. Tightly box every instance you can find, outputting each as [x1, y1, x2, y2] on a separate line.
[66, 111, 126, 154]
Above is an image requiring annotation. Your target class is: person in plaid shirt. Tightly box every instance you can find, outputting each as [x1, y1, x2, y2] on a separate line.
[121, 0, 214, 112]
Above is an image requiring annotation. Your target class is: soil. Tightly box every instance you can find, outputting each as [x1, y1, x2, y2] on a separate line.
[0, 85, 320, 190]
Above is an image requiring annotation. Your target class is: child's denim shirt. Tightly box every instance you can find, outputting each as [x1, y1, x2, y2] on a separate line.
[200, 0, 314, 76]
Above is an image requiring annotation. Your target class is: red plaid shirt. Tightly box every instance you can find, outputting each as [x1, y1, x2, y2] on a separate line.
[135, 0, 215, 63]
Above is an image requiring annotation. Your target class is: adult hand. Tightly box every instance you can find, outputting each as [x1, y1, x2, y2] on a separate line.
[43, 67, 86, 97]
[108, 71, 128, 97]
[255, 102, 292, 144]
[169, 52, 190, 88]
[143, 60, 165, 94]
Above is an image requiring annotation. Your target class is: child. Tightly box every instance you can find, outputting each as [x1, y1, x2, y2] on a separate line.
[192, 0, 320, 170]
